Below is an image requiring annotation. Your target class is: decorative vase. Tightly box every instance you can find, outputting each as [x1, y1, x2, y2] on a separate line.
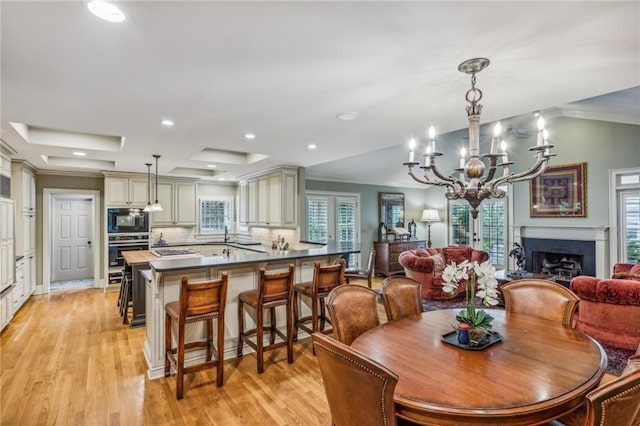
[457, 323, 470, 345]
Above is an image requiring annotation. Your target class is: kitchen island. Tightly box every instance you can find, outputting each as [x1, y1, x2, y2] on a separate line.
[143, 241, 360, 379]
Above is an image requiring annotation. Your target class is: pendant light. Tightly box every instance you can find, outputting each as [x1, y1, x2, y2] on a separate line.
[151, 154, 164, 212]
[143, 163, 153, 212]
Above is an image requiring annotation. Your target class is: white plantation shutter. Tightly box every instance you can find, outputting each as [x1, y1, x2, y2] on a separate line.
[621, 190, 640, 263]
[307, 197, 329, 243]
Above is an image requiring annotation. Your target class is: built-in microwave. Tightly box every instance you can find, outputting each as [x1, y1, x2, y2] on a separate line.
[107, 208, 149, 233]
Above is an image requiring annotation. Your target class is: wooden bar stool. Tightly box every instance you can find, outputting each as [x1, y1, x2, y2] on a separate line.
[237, 264, 295, 373]
[292, 259, 345, 348]
[164, 273, 228, 400]
[119, 272, 132, 324]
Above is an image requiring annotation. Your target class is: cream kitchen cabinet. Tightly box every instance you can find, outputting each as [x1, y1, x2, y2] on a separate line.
[151, 180, 197, 226]
[0, 198, 15, 295]
[0, 286, 12, 331]
[105, 176, 149, 207]
[0, 153, 11, 178]
[241, 167, 298, 228]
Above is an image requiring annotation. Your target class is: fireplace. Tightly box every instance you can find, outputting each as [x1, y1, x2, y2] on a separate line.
[522, 238, 596, 277]
[514, 226, 609, 278]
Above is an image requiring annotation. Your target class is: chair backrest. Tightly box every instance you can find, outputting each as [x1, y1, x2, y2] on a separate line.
[501, 279, 579, 327]
[326, 284, 380, 346]
[584, 368, 640, 426]
[380, 276, 423, 321]
[180, 273, 228, 318]
[258, 264, 295, 303]
[314, 259, 345, 294]
[312, 333, 398, 426]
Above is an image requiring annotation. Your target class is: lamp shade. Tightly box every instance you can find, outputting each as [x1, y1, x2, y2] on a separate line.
[420, 209, 441, 223]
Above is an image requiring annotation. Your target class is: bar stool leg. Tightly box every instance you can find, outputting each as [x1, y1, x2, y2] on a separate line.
[286, 301, 294, 364]
[269, 307, 276, 345]
[292, 291, 299, 341]
[237, 299, 244, 358]
[176, 321, 186, 400]
[164, 312, 171, 377]
[256, 306, 264, 374]
[216, 317, 224, 387]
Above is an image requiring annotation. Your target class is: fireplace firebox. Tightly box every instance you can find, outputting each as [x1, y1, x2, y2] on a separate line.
[522, 238, 596, 277]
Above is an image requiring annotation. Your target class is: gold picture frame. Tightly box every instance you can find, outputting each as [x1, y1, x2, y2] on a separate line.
[530, 162, 587, 218]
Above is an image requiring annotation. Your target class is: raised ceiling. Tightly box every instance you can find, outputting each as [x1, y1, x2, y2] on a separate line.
[1, 1, 638, 187]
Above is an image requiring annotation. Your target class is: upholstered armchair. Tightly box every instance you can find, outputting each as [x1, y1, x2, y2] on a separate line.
[398, 246, 489, 300]
[569, 261, 640, 351]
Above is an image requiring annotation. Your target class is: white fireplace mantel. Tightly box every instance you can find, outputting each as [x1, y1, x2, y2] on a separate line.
[512, 226, 609, 278]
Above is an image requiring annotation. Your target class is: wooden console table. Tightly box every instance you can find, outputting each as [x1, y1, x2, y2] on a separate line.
[374, 239, 425, 277]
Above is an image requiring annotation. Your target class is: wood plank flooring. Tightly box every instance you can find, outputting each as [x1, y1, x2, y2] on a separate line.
[1, 277, 385, 425]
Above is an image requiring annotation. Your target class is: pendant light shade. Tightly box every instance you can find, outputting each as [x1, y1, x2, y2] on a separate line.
[143, 162, 153, 212]
[151, 154, 164, 212]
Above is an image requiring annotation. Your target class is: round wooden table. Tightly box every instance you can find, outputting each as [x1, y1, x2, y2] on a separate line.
[351, 309, 606, 425]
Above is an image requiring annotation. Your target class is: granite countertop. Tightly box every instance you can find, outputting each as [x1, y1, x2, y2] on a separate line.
[149, 241, 360, 273]
[150, 241, 268, 251]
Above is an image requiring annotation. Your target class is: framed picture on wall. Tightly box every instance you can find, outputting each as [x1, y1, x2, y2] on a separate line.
[530, 162, 587, 218]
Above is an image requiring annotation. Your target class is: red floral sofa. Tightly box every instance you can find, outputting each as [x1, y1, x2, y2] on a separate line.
[569, 261, 640, 350]
[398, 246, 489, 300]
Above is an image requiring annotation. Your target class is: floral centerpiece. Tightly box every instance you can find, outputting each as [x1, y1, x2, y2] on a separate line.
[442, 260, 500, 334]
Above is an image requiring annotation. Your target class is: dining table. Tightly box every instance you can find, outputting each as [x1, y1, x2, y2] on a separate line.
[350, 309, 606, 425]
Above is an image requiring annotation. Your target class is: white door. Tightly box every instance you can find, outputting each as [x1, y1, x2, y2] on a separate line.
[52, 198, 93, 281]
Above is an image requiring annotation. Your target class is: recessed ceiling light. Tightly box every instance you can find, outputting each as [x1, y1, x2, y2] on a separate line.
[206, 164, 217, 168]
[86, 1, 126, 23]
[73, 151, 86, 156]
[336, 112, 360, 121]
[244, 133, 256, 140]
[218, 177, 226, 181]
[161, 119, 175, 127]
[308, 144, 317, 150]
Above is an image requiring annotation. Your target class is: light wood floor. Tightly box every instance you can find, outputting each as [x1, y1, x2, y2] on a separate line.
[1, 277, 386, 425]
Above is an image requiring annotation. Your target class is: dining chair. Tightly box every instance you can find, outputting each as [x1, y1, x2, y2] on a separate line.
[164, 273, 228, 399]
[325, 284, 380, 346]
[237, 264, 295, 373]
[501, 279, 579, 327]
[312, 332, 399, 426]
[344, 248, 376, 288]
[380, 276, 423, 321]
[292, 259, 345, 344]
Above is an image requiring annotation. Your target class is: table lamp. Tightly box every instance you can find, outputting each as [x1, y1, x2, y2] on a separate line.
[420, 209, 441, 248]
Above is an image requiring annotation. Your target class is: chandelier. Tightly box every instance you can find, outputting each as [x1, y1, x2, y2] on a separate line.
[403, 58, 553, 218]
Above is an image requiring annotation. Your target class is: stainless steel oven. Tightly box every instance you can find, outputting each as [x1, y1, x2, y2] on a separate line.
[108, 234, 149, 284]
[108, 234, 149, 267]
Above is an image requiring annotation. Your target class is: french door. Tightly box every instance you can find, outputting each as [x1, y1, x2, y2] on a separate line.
[306, 191, 359, 265]
[449, 197, 507, 269]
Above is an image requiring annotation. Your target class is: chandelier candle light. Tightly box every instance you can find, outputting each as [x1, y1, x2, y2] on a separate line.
[403, 58, 554, 218]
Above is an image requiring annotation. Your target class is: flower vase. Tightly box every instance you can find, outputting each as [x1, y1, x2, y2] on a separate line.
[468, 327, 488, 344]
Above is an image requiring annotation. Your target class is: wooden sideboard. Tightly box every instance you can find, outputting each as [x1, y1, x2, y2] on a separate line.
[374, 239, 425, 277]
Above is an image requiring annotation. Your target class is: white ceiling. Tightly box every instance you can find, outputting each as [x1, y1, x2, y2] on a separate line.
[1, 1, 639, 187]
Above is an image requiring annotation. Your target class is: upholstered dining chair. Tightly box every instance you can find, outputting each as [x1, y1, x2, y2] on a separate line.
[164, 273, 228, 399]
[237, 264, 295, 374]
[312, 332, 399, 426]
[344, 248, 376, 288]
[293, 259, 345, 345]
[550, 344, 640, 426]
[325, 284, 380, 346]
[501, 279, 579, 327]
[380, 276, 423, 321]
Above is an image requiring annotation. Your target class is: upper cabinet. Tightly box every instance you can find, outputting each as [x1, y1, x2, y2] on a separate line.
[151, 180, 197, 226]
[239, 167, 298, 228]
[105, 176, 148, 207]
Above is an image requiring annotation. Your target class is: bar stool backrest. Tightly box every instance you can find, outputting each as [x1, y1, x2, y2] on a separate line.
[314, 259, 345, 294]
[180, 274, 228, 319]
[259, 265, 295, 303]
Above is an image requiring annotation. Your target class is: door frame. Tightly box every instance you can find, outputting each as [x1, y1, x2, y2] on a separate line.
[43, 189, 101, 293]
